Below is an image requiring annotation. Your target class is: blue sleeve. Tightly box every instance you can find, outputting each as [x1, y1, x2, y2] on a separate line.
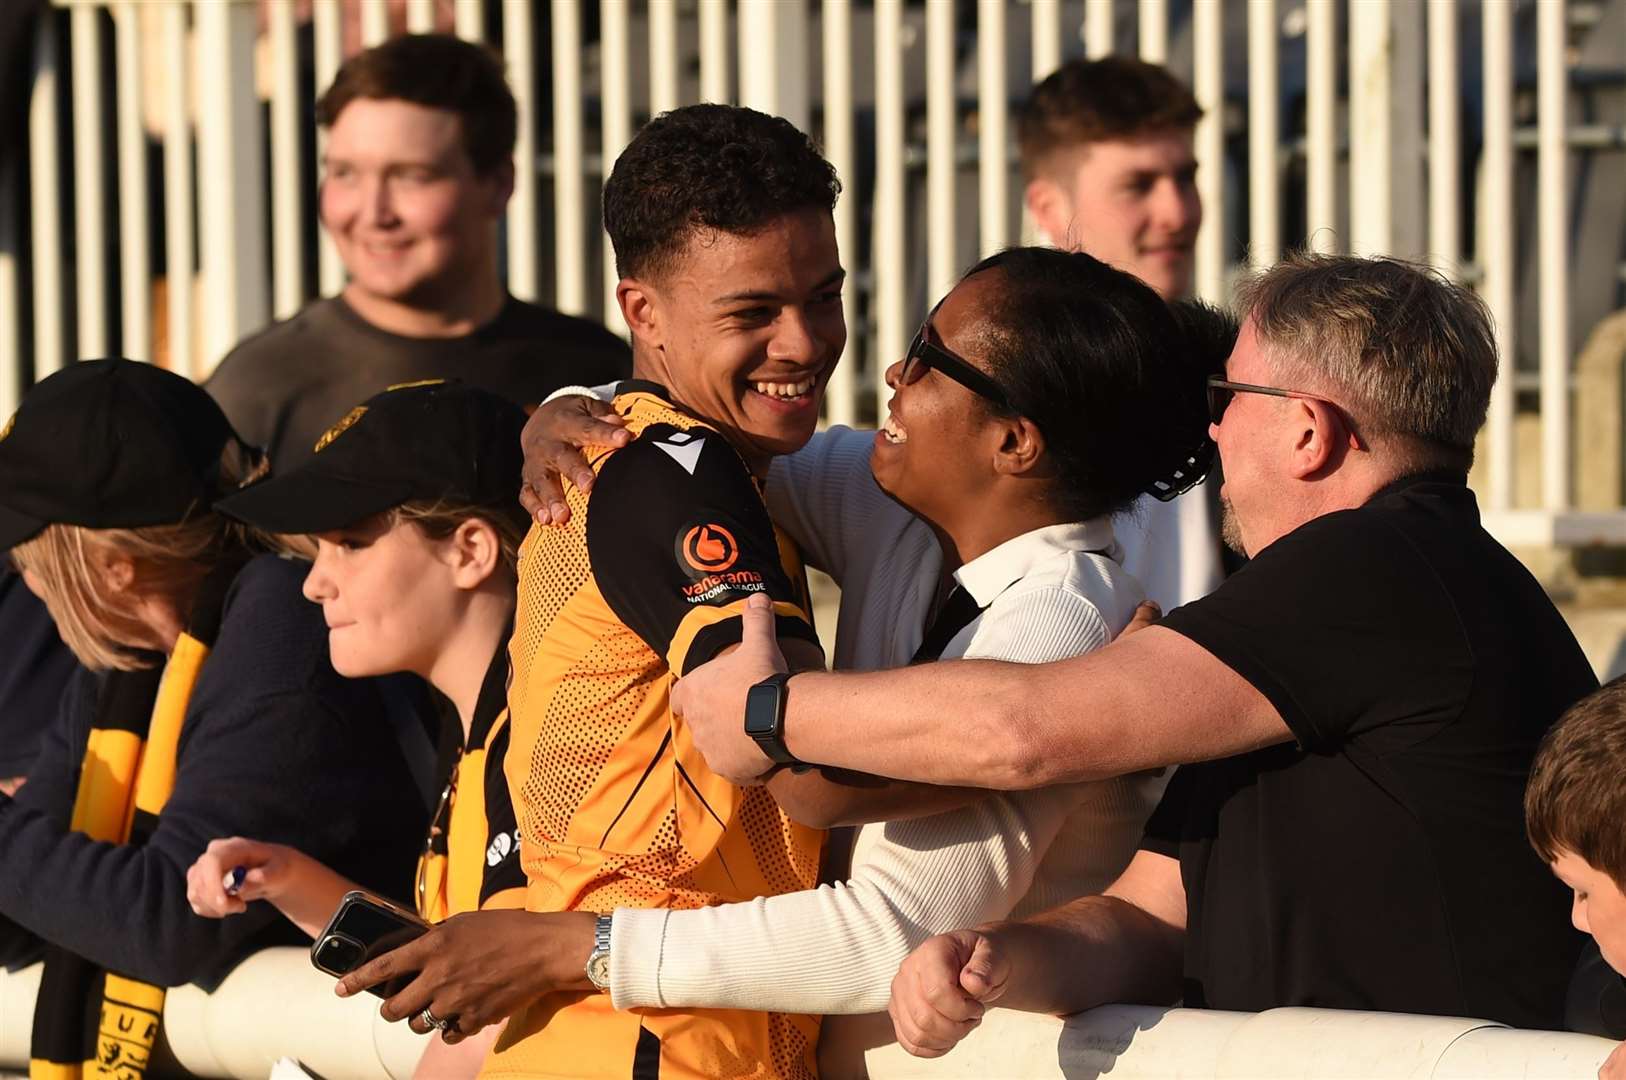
[0, 667, 97, 969]
[0, 572, 82, 778]
[0, 557, 428, 988]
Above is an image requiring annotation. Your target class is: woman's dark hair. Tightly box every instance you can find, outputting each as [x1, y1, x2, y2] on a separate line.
[964, 248, 1234, 522]
[603, 104, 841, 280]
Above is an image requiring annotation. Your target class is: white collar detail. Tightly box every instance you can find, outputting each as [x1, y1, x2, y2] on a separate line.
[953, 518, 1120, 609]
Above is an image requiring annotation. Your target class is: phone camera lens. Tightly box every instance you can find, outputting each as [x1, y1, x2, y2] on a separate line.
[319, 935, 365, 973]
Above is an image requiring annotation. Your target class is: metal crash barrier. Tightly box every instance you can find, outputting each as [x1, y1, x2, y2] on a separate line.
[3, 952, 1618, 1080]
[862, 1003, 1620, 1079]
[0, 951, 428, 1080]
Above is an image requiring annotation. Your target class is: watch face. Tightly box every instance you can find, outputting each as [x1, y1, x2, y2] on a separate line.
[587, 950, 611, 990]
[744, 681, 782, 737]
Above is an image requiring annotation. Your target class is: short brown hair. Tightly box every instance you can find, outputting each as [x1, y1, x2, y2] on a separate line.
[317, 34, 516, 176]
[1235, 253, 1497, 469]
[1526, 677, 1626, 890]
[388, 499, 527, 578]
[1018, 57, 1202, 181]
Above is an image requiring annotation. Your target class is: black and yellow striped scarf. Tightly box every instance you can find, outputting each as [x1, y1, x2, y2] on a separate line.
[29, 558, 240, 1080]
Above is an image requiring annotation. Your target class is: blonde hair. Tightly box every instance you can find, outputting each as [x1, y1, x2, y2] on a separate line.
[391, 500, 526, 581]
[9, 443, 270, 672]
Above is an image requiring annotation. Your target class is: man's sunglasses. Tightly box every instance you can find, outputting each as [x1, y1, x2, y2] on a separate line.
[1206, 376, 1366, 446]
[900, 320, 1010, 410]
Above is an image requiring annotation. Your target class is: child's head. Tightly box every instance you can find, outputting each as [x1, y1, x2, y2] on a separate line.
[1, 359, 269, 669]
[1526, 676, 1626, 975]
[217, 380, 528, 681]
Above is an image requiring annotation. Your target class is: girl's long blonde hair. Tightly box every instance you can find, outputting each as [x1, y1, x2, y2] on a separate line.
[10, 442, 270, 671]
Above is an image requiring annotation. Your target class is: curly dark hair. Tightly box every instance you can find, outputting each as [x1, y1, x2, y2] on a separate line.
[317, 34, 516, 177]
[603, 104, 841, 280]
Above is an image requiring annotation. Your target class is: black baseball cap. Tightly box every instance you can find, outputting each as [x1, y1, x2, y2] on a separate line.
[216, 380, 528, 535]
[0, 358, 241, 551]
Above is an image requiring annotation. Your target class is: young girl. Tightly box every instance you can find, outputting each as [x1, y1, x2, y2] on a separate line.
[185, 380, 529, 1078]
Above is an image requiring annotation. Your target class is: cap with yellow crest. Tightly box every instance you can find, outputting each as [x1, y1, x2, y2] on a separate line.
[215, 379, 527, 535]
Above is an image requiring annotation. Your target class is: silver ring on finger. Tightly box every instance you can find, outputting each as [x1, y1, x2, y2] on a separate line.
[418, 1006, 450, 1032]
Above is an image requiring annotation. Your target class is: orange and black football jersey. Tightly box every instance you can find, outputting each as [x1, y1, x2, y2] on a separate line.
[486, 381, 824, 1080]
[416, 644, 526, 922]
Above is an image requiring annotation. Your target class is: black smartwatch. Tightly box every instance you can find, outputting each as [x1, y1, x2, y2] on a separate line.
[744, 672, 805, 771]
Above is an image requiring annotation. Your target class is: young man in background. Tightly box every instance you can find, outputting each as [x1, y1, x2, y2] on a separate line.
[207, 33, 627, 471]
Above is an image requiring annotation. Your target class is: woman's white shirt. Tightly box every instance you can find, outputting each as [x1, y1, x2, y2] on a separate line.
[608, 428, 1169, 1043]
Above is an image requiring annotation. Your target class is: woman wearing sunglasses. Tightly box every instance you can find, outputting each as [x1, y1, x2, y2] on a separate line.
[477, 247, 1230, 1070]
[183, 381, 529, 1079]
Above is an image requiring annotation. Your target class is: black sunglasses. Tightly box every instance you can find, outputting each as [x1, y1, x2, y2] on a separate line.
[1206, 376, 1366, 448]
[900, 319, 1011, 410]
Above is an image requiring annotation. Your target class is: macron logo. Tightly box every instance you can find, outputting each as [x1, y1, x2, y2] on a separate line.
[655, 431, 705, 475]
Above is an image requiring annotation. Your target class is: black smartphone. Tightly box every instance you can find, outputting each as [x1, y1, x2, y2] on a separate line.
[310, 890, 431, 998]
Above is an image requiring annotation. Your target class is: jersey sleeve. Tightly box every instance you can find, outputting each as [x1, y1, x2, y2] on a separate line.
[587, 424, 820, 677]
[477, 715, 526, 910]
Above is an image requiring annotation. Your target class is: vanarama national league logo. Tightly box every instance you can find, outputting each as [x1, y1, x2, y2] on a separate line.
[675, 520, 766, 604]
[681, 523, 739, 574]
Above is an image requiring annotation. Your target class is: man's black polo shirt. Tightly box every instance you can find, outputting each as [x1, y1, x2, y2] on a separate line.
[1145, 473, 1593, 1029]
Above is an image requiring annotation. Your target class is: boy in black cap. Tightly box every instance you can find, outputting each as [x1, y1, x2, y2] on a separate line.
[0, 359, 427, 1078]
[186, 380, 531, 1078]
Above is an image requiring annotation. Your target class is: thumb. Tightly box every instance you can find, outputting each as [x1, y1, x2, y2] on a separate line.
[1123, 600, 1162, 637]
[234, 865, 276, 901]
[957, 934, 1010, 1005]
[741, 592, 787, 673]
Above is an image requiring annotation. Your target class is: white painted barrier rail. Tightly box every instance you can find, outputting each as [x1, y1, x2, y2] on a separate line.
[1, 0, 1623, 549]
[1, 957, 1617, 1079]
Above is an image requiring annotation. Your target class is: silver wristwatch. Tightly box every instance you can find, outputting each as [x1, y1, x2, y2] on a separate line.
[585, 913, 612, 992]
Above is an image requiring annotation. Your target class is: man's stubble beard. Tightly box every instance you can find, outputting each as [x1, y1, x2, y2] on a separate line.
[1219, 495, 1248, 557]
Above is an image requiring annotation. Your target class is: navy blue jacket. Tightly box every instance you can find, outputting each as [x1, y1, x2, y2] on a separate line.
[0, 572, 80, 778]
[0, 555, 432, 989]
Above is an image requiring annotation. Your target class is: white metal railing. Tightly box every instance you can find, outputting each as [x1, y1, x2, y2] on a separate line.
[2, 0, 1623, 545]
[1, 956, 1619, 1079]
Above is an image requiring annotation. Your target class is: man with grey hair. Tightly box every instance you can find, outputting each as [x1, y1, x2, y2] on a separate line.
[670, 253, 1595, 1046]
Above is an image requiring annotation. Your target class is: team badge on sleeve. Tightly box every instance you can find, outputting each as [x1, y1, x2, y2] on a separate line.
[681, 523, 738, 574]
[674, 517, 766, 604]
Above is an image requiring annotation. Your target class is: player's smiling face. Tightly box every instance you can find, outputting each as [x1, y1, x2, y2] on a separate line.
[627, 208, 846, 473]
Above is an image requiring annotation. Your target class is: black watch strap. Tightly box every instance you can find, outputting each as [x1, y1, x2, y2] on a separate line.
[746, 671, 801, 768]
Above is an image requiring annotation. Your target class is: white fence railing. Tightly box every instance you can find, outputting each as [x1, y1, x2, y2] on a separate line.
[0, 954, 1618, 1079]
[1, 0, 1624, 546]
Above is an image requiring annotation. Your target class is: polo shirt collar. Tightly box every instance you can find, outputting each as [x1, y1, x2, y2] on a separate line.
[1366, 469, 1469, 504]
[953, 518, 1118, 609]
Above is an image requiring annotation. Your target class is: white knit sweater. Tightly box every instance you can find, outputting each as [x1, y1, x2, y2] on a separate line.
[608, 427, 1168, 1060]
